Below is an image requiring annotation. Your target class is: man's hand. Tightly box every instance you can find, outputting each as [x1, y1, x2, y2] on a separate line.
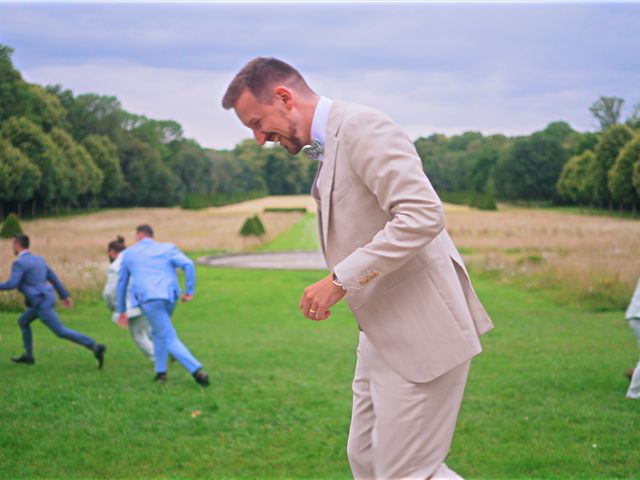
[117, 312, 129, 328]
[62, 297, 73, 309]
[181, 293, 193, 303]
[299, 274, 346, 321]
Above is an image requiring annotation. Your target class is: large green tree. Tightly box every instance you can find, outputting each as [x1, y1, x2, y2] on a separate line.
[50, 127, 103, 207]
[633, 150, 640, 198]
[0, 116, 66, 214]
[117, 134, 181, 206]
[590, 96, 624, 131]
[170, 140, 213, 194]
[0, 45, 32, 123]
[494, 129, 568, 205]
[416, 132, 509, 198]
[57, 92, 126, 143]
[208, 149, 263, 194]
[0, 137, 42, 217]
[608, 134, 640, 213]
[28, 84, 67, 132]
[557, 150, 595, 206]
[82, 134, 124, 204]
[589, 124, 633, 208]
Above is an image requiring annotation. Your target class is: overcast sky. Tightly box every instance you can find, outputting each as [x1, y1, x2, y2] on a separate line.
[1, 2, 639, 149]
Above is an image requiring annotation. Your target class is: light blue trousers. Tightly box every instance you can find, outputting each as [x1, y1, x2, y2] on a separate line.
[140, 299, 202, 375]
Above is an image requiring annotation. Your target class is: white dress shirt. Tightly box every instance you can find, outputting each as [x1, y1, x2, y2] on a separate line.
[310, 96, 333, 152]
[310, 96, 333, 191]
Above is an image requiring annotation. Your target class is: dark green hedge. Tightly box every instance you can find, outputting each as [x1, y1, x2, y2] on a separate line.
[263, 207, 307, 213]
[240, 215, 266, 237]
[438, 190, 497, 210]
[181, 190, 267, 209]
[0, 213, 24, 238]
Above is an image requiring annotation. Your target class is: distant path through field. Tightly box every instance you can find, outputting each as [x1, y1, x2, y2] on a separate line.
[198, 251, 327, 270]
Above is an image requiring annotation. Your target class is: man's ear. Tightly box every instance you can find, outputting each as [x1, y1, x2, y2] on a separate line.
[274, 86, 294, 110]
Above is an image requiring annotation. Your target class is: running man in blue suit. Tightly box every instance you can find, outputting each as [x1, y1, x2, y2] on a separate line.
[116, 224, 209, 386]
[0, 234, 106, 367]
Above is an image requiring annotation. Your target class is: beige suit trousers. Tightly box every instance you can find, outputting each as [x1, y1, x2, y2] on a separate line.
[347, 332, 470, 480]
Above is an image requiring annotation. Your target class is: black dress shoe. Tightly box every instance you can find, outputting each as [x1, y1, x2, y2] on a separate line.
[193, 369, 210, 387]
[94, 344, 106, 369]
[154, 372, 167, 383]
[11, 354, 34, 365]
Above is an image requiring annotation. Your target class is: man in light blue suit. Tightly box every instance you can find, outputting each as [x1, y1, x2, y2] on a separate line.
[0, 234, 106, 367]
[116, 224, 209, 386]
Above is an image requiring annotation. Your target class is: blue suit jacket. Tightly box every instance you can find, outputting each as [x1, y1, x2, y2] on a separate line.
[116, 238, 195, 313]
[0, 251, 69, 307]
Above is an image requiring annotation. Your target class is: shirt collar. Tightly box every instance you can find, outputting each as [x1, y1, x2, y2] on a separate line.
[18, 249, 30, 257]
[310, 96, 333, 146]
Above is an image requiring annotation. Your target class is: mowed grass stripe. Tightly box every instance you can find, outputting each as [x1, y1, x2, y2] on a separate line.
[257, 213, 321, 253]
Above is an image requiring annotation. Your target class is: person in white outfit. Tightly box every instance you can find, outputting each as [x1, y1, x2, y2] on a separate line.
[103, 236, 154, 362]
[625, 277, 640, 399]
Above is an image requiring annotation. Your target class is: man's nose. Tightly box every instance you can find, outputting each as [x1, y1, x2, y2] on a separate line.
[253, 130, 267, 145]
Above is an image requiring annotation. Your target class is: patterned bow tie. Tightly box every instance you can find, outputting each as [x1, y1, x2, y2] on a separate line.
[303, 138, 324, 161]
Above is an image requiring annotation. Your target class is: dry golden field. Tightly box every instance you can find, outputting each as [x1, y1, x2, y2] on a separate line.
[0, 195, 313, 306]
[0, 196, 638, 310]
[445, 204, 640, 309]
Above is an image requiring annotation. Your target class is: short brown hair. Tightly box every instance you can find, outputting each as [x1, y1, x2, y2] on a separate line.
[14, 234, 29, 249]
[136, 224, 154, 238]
[222, 57, 312, 110]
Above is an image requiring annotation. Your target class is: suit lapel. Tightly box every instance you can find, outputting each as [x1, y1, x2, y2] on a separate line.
[318, 101, 345, 251]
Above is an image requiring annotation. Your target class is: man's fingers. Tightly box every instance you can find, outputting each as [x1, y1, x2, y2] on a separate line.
[309, 309, 331, 321]
[301, 296, 312, 315]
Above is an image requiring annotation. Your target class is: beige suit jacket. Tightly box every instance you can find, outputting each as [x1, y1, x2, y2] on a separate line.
[315, 100, 494, 383]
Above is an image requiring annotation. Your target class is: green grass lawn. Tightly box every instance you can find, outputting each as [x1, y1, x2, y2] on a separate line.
[1, 216, 639, 478]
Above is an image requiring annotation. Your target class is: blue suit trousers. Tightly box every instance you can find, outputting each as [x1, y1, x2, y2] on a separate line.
[140, 299, 202, 374]
[19, 295, 96, 357]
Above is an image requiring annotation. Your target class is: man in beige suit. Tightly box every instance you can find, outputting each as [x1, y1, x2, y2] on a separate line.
[223, 58, 493, 479]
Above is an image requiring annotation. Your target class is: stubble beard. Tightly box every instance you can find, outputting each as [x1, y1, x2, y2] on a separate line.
[283, 119, 304, 155]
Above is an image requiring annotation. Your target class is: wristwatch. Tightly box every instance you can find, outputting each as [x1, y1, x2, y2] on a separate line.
[332, 272, 345, 290]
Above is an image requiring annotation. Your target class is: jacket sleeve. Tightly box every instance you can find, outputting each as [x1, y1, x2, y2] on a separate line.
[625, 277, 640, 320]
[46, 265, 69, 299]
[116, 254, 131, 314]
[0, 261, 25, 291]
[170, 247, 196, 296]
[332, 110, 445, 294]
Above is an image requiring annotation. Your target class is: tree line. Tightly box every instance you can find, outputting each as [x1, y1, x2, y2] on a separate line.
[0, 45, 315, 218]
[415, 96, 640, 212]
[2, 42, 640, 218]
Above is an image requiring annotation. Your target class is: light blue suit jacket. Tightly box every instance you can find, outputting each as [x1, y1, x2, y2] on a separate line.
[116, 238, 195, 313]
[0, 251, 68, 307]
